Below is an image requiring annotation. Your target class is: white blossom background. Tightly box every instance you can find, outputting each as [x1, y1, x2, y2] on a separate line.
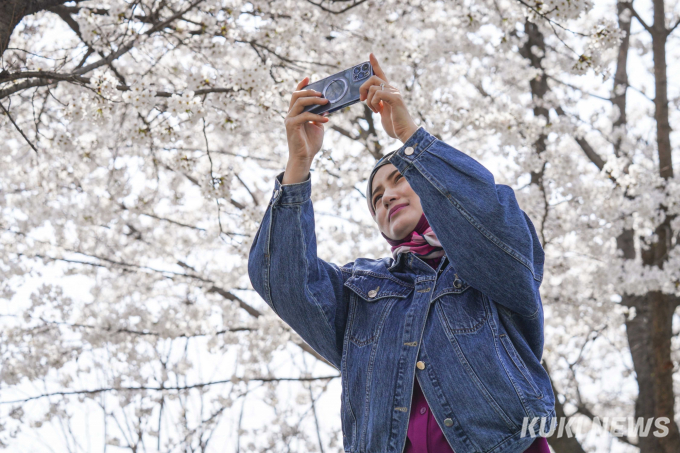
[0, 0, 679, 452]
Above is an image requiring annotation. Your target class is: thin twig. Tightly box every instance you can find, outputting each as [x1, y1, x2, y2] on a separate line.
[0, 375, 339, 405]
[305, 0, 368, 14]
[0, 102, 38, 154]
[514, 0, 590, 37]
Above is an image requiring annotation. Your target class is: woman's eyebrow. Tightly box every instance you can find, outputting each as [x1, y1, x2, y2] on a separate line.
[372, 169, 400, 196]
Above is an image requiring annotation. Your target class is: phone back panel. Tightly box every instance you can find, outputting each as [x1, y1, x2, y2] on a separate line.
[301, 61, 373, 115]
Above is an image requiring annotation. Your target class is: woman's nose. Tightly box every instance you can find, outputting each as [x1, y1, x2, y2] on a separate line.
[382, 191, 398, 209]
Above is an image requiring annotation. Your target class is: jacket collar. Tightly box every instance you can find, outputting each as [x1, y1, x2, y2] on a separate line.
[387, 250, 447, 278]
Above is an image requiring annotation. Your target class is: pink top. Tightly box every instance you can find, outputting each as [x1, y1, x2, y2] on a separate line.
[404, 257, 551, 453]
[404, 379, 550, 452]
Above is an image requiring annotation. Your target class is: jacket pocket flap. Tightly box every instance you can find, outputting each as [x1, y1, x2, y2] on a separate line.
[344, 273, 413, 301]
[431, 266, 470, 302]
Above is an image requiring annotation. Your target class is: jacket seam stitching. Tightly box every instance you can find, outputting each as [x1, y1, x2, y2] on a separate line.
[297, 205, 337, 336]
[278, 197, 311, 206]
[344, 283, 412, 301]
[263, 206, 279, 315]
[359, 299, 395, 452]
[435, 292, 488, 335]
[494, 333, 534, 417]
[407, 131, 438, 163]
[342, 296, 358, 448]
[347, 293, 376, 347]
[412, 155, 543, 283]
[524, 306, 541, 319]
[350, 270, 415, 288]
[430, 284, 471, 302]
[500, 336, 544, 399]
[436, 310, 519, 431]
[491, 295, 541, 412]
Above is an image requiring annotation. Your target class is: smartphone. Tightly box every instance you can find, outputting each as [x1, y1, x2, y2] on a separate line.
[301, 61, 374, 116]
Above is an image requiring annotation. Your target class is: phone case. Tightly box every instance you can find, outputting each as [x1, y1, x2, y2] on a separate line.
[301, 61, 374, 116]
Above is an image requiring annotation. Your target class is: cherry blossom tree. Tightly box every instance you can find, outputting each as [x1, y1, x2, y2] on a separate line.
[0, 1, 678, 452]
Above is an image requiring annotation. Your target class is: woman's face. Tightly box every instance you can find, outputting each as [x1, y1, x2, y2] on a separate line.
[371, 163, 423, 240]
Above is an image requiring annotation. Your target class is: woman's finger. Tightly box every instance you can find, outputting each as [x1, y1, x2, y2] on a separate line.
[370, 89, 401, 113]
[369, 88, 385, 110]
[365, 84, 379, 113]
[296, 77, 308, 90]
[362, 77, 389, 111]
[359, 75, 386, 102]
[366, 84, 393, 113]
[287, 111, 329, 127]
[288, 95, 329, 117]
[369, 53, 389, 83]
[288, 88, 323, 112]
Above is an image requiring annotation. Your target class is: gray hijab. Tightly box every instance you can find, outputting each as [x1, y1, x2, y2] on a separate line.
[366, 150, 398, 218]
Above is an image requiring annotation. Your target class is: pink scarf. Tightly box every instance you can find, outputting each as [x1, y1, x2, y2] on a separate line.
[382, 213, 445, 269]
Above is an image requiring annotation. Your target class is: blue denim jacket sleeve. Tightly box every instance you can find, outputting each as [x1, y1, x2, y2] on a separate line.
[247, 170, 352, 370]
[389, 127, 545, 318]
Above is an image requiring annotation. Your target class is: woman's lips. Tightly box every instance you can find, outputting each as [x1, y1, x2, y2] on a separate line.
[389, 204, 408, 219]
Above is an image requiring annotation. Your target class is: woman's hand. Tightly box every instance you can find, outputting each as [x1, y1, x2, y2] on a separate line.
[360, 53, 419, 144]
[283, 77, 330, 184]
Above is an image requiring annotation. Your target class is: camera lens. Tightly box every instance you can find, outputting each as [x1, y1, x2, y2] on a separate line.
[354, 67, 360, 74]
[362, 63, 369, 71]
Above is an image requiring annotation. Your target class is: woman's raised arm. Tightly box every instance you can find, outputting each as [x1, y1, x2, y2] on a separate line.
[388, 127, 545, 318]
[246, 76, 352, 369]
[248, 170, 353, 370]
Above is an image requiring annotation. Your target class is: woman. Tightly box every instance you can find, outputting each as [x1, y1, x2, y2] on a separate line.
[248, 53, 554, 453]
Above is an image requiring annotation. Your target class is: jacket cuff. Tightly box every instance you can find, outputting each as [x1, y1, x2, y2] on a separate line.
[271, 170, 312, 205]
[387, 126, 438, 171]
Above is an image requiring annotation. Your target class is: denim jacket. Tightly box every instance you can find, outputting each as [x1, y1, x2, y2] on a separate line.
[248, 127, 556, 453]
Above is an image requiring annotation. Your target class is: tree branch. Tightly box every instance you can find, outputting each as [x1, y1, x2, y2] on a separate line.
[0, 101, 38, 154]
[17, 246, 336, 368]
[0, 375, 340, 405]
[626, 5, 653, 33]
[304, 0, 368, 14]
[554, 107, 605, 170]
[514, 0, 590, 37]
[669, 17, 680, 35]
[1, 0, 83, 56]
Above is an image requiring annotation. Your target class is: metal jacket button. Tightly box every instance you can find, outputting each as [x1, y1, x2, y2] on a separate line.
[444, 418, 453, 427]
[368, 286, 379, 298]
[416, 361, 425, 370]
[404, 146, 414, 155]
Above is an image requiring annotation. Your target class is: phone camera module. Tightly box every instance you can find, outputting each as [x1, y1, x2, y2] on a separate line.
[352, 63, 371, 82]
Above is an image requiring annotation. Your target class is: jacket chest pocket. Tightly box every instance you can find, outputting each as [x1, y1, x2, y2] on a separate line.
[344, 273, 413, 347]
[433, 269, 488, 334]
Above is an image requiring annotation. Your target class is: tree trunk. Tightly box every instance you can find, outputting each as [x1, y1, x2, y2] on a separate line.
[621, 1, 679, 452]
[612, 1, 631, 157]
[623, 292, 680, 453]
[520, 21, 583, 452]
[0, 0, 75, 57]
[519, 19, 549, 186]
[651, 0, 672, 179]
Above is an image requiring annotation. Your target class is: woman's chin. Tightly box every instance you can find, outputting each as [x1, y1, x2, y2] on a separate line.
[389, 216, 415, 240]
